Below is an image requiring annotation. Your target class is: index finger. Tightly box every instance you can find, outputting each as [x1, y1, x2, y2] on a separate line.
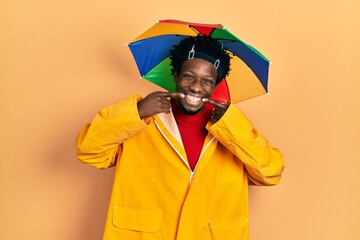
[202, 98, 229, 110]
[162, 92, 185, 99]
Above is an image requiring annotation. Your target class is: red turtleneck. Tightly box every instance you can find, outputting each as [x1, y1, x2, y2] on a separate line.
[171, 100, 213, 171]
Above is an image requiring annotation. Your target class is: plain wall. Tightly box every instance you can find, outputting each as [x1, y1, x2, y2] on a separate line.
[1, 0, 359, 239]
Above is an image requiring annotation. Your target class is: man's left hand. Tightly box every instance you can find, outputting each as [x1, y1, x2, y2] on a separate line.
[202, 98, 230, 123]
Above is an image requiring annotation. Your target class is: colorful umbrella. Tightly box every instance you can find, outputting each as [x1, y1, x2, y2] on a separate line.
[128, 19, 270, 103]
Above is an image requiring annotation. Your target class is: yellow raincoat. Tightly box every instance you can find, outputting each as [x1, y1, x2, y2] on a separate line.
[76, 94, 284, 240]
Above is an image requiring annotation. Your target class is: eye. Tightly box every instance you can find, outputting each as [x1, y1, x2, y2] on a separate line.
[181, 73, 194, 80]
[203, 79, 215, 86]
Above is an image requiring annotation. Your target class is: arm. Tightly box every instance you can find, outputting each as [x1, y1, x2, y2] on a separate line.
[76, 92, 184, 169]
[207, 104, 285, 186]
[76, 94, 148, 169]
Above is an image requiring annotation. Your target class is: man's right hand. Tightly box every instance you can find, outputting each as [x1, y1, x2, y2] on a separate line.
[137, 91, 185, 119]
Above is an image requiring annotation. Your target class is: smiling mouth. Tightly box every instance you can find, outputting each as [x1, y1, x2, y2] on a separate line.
[185, 94, 203, 104]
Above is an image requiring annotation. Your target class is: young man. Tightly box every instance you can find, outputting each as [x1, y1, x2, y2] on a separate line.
[76, 35, 284, 240]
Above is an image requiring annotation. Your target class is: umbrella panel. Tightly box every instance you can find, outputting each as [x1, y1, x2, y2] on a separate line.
[132, 22, 198, 42]
[143, 57, 176, 92]
[128, 35, 187, 76]
[226, 56, 267, 102]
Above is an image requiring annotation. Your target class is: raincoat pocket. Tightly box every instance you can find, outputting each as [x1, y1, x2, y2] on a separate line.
[112, 205, 163, 232]
[209, 217, 249, 240]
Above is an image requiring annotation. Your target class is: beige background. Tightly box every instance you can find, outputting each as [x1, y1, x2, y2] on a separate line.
[1, 0, 359, 239]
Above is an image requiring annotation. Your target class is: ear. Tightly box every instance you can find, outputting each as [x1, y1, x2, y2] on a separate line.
[173, 72, 178, 81]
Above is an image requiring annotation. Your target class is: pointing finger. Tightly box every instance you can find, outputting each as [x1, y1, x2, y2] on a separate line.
[163, 92, 185, 99]
[202, 98, 229, 110]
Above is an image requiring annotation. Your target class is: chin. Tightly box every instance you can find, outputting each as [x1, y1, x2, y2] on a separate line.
[180, 104, 204, 115]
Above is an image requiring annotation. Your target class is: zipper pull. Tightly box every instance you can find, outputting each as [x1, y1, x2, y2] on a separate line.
[189, 171, 194, 183]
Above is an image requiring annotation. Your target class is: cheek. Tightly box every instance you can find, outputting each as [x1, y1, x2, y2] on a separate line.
[205, 85, 216, 96]
[175, 79, 190, 90]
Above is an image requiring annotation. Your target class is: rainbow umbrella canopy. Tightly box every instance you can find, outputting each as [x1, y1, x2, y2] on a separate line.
[128, 19, 270, 103]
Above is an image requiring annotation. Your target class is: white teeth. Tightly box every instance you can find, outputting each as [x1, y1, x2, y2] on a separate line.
[186, 95, 201, 102]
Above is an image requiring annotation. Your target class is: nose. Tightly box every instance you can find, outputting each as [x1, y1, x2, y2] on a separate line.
[189, 79, 202, 93]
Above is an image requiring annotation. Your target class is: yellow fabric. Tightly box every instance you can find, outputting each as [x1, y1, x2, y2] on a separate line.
[76, 94, 284, 240]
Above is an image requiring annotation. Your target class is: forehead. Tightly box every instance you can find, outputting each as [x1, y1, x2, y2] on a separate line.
[181, 58, 217, 74]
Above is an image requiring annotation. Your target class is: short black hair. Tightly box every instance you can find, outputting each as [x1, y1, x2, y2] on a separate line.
[169, 35, 231, 85]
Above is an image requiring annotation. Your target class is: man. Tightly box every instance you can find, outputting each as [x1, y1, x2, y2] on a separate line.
[76, 35, 284, 240]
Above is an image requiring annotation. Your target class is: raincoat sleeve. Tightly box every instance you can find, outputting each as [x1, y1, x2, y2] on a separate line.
[76, 94, 148, 169]
[207, 104, 285, 186]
